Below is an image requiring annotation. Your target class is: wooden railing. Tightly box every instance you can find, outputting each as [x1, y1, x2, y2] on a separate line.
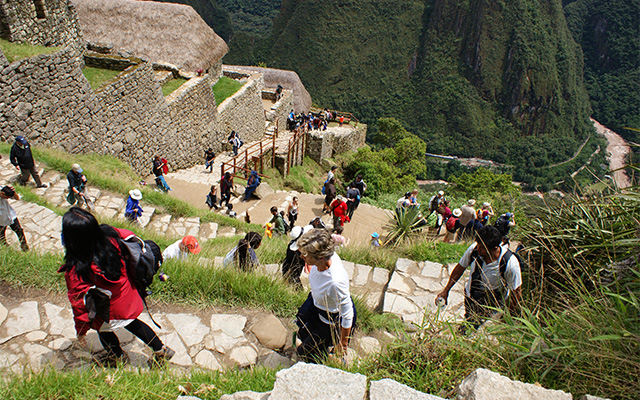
[283, 128, 307, 177]
[220, 135, 275, 180]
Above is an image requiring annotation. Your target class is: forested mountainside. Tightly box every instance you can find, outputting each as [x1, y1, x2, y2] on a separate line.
[181, 0, 619, 185]
[563, 0, 640, 142]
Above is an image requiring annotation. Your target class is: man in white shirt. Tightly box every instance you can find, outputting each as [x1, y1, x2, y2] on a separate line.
[0, 185, 28, 251]
[162, 235, 201, 260]
[436, 225, 521, 330]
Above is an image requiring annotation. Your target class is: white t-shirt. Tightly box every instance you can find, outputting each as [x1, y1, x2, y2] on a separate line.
[0, 188, 17, 227]
[162, 240, 188, 260]
[459, 243, 522, 297]
[308, 253, 353, 329]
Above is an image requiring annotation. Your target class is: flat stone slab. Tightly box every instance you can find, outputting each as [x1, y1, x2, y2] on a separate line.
[5, 301, 40, 338]
[210, 314, 246, 338]
[458, 369, 572, 400]
[269, 362, 367, 400]
[166, 313, 210, 347]
[370, 378, 445, 400]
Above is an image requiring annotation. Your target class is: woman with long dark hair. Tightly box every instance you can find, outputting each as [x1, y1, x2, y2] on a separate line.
[59, 207, 174, 366]
[223, 232, 262, 271]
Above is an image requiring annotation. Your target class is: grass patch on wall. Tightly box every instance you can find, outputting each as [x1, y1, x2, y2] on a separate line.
[0, 38, 59, 62]
[162, 78, 187, 96]
[82, 66, 121, 90]
[212, 76, 244, 104]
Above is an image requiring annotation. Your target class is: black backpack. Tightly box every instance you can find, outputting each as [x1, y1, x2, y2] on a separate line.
[494, 217, 511, 237]
[118, 234, 163, 327]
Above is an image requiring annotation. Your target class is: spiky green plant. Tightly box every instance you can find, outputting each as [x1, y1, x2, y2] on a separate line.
[383, 206, 429, 247]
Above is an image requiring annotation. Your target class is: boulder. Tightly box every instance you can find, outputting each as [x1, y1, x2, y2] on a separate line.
[250, 314, 289, 350]
[254, 182, 275, 199]
[457, 369, 572, 400]
[269, 362, 366, 400]
[370, 379, 445, 400]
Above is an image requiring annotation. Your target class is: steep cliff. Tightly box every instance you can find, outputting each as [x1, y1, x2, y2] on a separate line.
[409, 0, 594, 169]
[563, 0, 640, 140]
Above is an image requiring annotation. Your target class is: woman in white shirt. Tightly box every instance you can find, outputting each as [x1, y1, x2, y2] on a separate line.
[295, 228, 356, 362]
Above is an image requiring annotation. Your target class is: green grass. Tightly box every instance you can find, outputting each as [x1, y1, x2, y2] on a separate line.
[81, 66, 121, 90]
[212, 76, 244, 104]
[0, 365, 278, 400]
[162, 78, 187, 96]
[262, 157, 327, 194]
[0, 38, 59, 62]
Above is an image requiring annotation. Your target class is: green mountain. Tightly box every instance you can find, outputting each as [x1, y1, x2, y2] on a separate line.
[563, 0, 640, 141]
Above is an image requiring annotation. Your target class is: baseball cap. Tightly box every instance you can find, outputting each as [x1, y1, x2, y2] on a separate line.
[371, 232, 380, 238]
[129, 189, 142, 200]
[72, 163, 83, 173]
[16, 136, 28, 145]
[505, 212, 513, 219]
[181, 235, 201, 254]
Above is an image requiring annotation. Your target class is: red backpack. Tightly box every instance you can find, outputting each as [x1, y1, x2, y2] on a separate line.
[446, 216, 458, 231]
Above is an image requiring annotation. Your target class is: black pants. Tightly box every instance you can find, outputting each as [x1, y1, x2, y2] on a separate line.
[219, 192, 231, 207]
[98, 319, 163, 356]
[296, 294, 357, 363]
[346, 200, 356, 219]
[0, 218, 28, 251]
[288, 212, 297, 228]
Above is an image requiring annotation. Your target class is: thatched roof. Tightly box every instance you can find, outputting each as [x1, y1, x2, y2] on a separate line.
[225, 65, 312, 113]
[73, 0, 228, 71]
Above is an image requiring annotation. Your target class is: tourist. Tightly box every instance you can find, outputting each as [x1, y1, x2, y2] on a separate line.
[0, 185, 28, 251]
[429, 190, 445, 214]
[228, 131, 242, 156]
[309, 217, 326, 230]
[219, 172, 233, 207]
[59, 207, 174, 366]
[162, 235, 201, 261]
[476, 202, 494, 226]
[205, 185, 219, 210]
[345, 182, 360, 219]
[330, 195, 349, 231]
[266, 206, 286, 236]
[295, 228, 356, 363]
[282, 225, 311, 288]
[10, 136, 47, 188]
[349, 174, 367, 213]
[436, 226, 522, 331]
[323, 178, 336, 214]
[204, 148, 215, 173]
[408, 188, 420, 208]
[443, 208, 462, 243]
[494, 212, 516, 243]
[243, 170, 260, 202]
[225, 203, 237, 218]
[287, 196, 299, 228]
[396, 192, 411, 210]
[124, 189, 143, 223]
[459, 199, 476, 239]
[370, 232, 381, 248]
[331, 225, 350, 247]
[223, 232, 262, 271]
[67, 163, 88, 208]
[152, 156, 171, 192]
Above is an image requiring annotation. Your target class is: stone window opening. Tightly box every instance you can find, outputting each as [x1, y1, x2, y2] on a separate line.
[34, 0, 46, 19]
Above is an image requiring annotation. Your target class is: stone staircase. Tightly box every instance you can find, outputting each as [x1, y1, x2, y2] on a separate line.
[0, 158, 222, 253]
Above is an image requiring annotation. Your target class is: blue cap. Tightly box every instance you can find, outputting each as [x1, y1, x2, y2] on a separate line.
[371, 232, 380, 238]
[16, 136, 27, 145]
[505, 213, 513, 218]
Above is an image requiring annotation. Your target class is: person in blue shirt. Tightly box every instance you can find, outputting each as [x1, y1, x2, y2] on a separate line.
[124, 189, 143, 223]
[243, 170, 260, 202]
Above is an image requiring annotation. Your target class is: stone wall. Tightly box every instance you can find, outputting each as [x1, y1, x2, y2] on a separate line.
[0, 0, 81, 47]
[264, 88, 293, 130]
[0, 47, 7, 66]
[84, 52, 141, 71]
[306, 125, 367, 163]
[217, 71, 266, 144]
[0, 47, 226, 175]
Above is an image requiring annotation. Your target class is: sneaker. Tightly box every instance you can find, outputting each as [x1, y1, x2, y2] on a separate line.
[149, 345, 175, 366]
[36, 184, 48, 188]
[92, 351, 128, 368]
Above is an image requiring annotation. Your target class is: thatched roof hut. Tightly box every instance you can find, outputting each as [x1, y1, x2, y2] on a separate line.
[225, 65, 312, 113]
[73, 0, 228, 72]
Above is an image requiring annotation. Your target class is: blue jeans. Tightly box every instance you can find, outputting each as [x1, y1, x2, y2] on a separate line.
[155, 176, 171, 191]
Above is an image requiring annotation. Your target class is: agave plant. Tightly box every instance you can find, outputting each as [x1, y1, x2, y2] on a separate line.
[384, 206, 429, 247]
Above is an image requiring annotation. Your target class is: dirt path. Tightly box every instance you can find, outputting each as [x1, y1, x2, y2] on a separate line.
[592, 118, 631, 188]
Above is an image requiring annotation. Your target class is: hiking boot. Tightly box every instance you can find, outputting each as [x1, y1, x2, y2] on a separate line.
[149, 345, 175, 366]
[36, 184, 47, 188]
[92, 350, 128, 368]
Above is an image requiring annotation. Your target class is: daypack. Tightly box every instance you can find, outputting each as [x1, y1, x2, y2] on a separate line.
[446, 216, 458, 231]
[118, 234, 163, 327]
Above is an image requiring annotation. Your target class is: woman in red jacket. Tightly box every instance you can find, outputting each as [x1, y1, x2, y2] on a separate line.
[59, 207, 174, 366]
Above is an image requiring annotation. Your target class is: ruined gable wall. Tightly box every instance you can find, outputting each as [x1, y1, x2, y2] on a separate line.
[0, 0, 81, 47]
